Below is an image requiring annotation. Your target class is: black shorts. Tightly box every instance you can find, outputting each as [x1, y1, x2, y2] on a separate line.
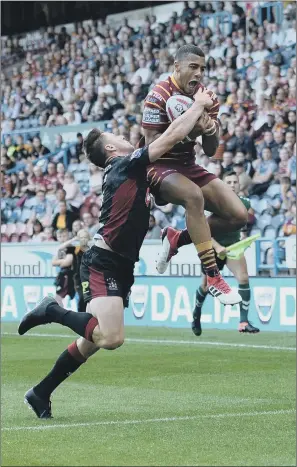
[80, 246, 135, 308]
[201, 251, 227, 275]
[54, 270, 76, 299]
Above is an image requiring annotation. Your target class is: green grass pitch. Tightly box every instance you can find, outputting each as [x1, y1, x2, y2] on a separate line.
[1, 323, 296, 466]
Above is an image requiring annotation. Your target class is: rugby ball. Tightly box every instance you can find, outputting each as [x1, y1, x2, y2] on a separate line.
[166, 94, 201, 141]
[166, 95, 194, 122]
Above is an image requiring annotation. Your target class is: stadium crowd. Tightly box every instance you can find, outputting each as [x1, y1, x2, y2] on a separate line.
[1, 1, 296, 259]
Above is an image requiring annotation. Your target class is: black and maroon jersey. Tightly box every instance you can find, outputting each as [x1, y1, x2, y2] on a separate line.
[142, 75, 219, 162]
[94, 146, 151, 263]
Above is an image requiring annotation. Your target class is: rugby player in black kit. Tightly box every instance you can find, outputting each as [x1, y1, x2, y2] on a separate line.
[18, 88, 213, 419]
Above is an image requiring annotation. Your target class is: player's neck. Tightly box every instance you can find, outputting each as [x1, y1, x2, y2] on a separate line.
[171, 72, 183, 92]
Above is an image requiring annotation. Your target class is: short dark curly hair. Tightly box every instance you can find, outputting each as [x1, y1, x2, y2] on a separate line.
[175, 45, 205, 61]
[84, 128, 107, 168]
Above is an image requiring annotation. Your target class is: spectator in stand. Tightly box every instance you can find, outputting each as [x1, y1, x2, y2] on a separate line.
[275, 148, 290, 181]
[42, 226, 55, 242]
[30, 189, 52, 223]
[63, 103, 82, 125]
[250, 148, 277, 195]
[31, 136, 50, 161]
[29, 220, 46, 242]
[222, 151, 234, 173]
[280, 176, 296, 212]
[56, 162, 65, 184]
[89, 203, 101, 221]
[26, 165, 48, 194]
[52, 200, 78, 234]
[227, 126, 257, 159]
[89, 163, 103, 195]
[75, 132, 84, 158]
[72, 219, 84, 238]
[82, 212, 99, 237]
[63, 172, 84, 211]
[145, 214, 162, 239]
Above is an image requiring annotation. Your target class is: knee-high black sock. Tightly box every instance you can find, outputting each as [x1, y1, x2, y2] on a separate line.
[34, 341, 86, 399]
[238, 283, 250, 322]
[47, 302, 98, 341]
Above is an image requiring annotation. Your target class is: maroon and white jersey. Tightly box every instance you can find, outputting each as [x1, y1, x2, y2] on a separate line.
[142, 75, 219, 162]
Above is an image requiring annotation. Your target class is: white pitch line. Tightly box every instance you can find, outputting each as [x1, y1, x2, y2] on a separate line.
[2, 409, 295, 432]
[1, 332, 296, 351]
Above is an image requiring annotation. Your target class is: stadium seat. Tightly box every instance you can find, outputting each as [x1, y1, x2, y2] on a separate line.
[19, 233, 30, 242]
[271, 214, 285, 230]
[9, 233, 20, 243]
[1, 234, 9, 243]
[266, 184, 281, 198]
[263, 226, 276, 239]
[256, 214, 272, 231]
[6, 224, 17, 236]
[277, 225, 285, 237]
[249, 227, 261, 237]
[260, 239, 273, 252]
[16, 222, 27, 235]
[20, 208, 33, 222]
[249, 196, 260, 211]
[256, 198, 271, 214]
[26, 223, 34, 236]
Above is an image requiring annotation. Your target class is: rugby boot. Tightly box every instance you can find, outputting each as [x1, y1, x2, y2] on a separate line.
[238, 321, 260, 333]
[24, 388, 52, 419]
[18, 297, 57, 335]
[207, 274, 242, 305]
[156, 227, 180, 274]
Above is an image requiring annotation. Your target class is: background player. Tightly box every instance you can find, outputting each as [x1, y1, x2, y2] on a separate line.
[52, 229, 76, 306]
[192, 172, 259, 334]
[72, 229, 91, 313]
[18, 88, 233, 419]
[142, 45, 248, 275]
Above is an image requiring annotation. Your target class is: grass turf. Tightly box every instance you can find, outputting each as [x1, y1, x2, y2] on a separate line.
[1, 323, 296, 466]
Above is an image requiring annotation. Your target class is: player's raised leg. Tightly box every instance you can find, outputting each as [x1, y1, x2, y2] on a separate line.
[156, 173, 241, 305]
[201, 178, 248, 236]
[226, 256, 260, 333]
[171, 178, 248, 250]
[18, 295, 125, 349]
[22, 295, 124, 418]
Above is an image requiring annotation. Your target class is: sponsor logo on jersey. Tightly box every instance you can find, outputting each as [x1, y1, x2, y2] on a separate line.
[106, 277, 118, 291]
[130, 148, 143, 160]
[142, 109, 161, 124]
[146, 91, 165, 103]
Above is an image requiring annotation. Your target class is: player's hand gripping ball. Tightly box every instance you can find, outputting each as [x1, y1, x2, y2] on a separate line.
[166, 92, 216, 141]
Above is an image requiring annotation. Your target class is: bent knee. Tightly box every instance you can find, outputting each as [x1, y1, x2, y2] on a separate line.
[184, 187, 204, 210]
[99, 335, 124, 350]
[229, 205, 248, 230]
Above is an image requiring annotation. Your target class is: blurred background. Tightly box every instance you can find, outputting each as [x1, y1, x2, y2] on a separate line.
[1, 1, 296, 279]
